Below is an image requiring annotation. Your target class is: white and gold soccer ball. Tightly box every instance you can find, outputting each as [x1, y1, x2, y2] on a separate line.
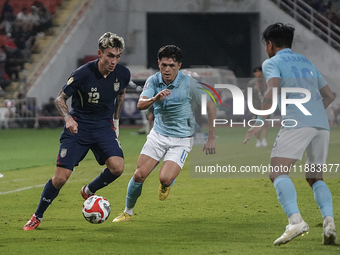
[82, 195, 111, 224]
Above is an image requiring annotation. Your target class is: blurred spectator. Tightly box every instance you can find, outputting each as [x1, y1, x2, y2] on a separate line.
[40, 97, 63, 128]
[0, 12, 13, 35]
[0, 62, 11, 90]
[1, 0, 15, 22]
[42, 97, 58, 116]
[0, 98, 15, 128]
[0, 85, 5, 96]
[33, 1, 44, 10]
[16, 7, 30, 24]
[12, 22, 37, 62]
[1, 45, 25, 81]
[38, 6, 52, 34]
[27, 6, 40, 36]
[0, 0, 52, 88]
[16, 94, 38, 128]
[0, 46, 6, 62]
[3, 33, 17, 50]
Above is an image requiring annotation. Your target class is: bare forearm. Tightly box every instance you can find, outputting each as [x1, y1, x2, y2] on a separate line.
[138, 89, 171, 110]
[137, 97, 155, 110]
[207, 100, 216, 139]
[114, 90, 126, 119]
[259, 78, 280, 119]
[320, 85, 335, 109]
[259, 97, 273, 119]
[55, 90, 71, 120]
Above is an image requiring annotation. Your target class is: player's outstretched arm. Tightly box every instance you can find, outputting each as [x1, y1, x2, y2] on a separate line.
[202, 100, 216, 155]
[137, 89, 171, 110]
[55, 90, 78, 134]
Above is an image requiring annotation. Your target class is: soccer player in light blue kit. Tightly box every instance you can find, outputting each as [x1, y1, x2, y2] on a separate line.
[244, 23, 337, 245]
[113, 45, 216, 222]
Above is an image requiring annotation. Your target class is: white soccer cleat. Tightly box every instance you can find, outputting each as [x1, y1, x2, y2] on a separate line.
[274, 221, 309, 245]
[323, 222, 337, 245]
[261, 139, 268, 147]
[255, 140, 262, 147]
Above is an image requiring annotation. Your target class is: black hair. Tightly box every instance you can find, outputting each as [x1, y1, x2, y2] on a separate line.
[252, 66, 262, 73]
[262, 22, 295, 48]
[157, 45, 182, 63]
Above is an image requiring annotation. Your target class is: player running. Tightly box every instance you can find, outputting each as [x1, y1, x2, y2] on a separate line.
[113, 45, 216, 222]
[244, 23, 337, 245]
[23, 32, 130, 230]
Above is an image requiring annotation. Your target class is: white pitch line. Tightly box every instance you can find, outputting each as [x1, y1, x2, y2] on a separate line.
[0, 172, 135, 195]
[0, 184, 46, 195]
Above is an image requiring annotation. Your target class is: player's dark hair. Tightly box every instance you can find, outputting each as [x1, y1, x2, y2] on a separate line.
[98, 32, 125, 52]
[252, 66, 262, 73]
[262, 23, 295, 48]
[157, 45, 182, 63]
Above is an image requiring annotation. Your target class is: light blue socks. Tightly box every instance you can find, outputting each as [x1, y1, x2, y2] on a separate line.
[273, 176, 300, 217]
[125, 177, 143, 210]
[312, 180, 333, 219]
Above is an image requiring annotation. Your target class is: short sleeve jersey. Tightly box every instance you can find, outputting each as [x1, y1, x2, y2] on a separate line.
[140, 71, 207, 137]
[62, 60, 130, 128]
[262, 48, 329, 130]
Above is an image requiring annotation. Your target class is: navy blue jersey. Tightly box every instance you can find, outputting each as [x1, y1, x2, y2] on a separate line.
[62, 60, 130, 127]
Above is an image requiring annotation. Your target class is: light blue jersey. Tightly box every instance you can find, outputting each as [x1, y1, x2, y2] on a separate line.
[141, 71, 207, 137]
[262, 48, 329, 130]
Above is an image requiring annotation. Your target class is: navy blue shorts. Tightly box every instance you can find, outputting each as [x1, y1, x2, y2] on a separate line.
[56, 125, 123, 170]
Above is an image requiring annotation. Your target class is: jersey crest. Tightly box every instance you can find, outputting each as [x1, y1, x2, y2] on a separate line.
[60, 149, 67, 158]
[114, 79, 120, 91]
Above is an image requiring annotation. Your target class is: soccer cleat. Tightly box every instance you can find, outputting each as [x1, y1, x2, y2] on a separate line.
[255, 140, 262, 147]
[323, 222, 337, 245]
[23, 215, 41, 231]
[158, 184, 171, 201]
[262, 139, 268, 147]
[80, 185, 94, 200]
[112, 212, 132, 222]
[273, 220, 309, 245]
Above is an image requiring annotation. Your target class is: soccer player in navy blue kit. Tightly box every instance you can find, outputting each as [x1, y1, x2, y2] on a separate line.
[23, 32, 130, 230]
[244, 23, 337, 245]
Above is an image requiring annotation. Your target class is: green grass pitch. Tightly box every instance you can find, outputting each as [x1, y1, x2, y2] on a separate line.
[0, 127, 340, 254]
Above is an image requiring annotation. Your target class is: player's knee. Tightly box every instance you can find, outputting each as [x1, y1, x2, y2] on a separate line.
[52, 175, 68, 189]
[53, 167, 71, 188]
[133, 169, 146, 183]
[107, 165, 123, 176]
[159, 177, 173, 187]
[106, 157, 124, 176]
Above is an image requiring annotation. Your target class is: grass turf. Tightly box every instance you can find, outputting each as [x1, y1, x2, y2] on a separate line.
[0, 127, 340, 254]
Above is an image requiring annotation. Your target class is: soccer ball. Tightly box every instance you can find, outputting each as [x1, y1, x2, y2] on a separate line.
[82, 195, 111, 224]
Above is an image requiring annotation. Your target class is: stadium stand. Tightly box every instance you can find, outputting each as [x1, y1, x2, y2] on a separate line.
[272, 0, 340, 48]
[0, 0, 91, 128]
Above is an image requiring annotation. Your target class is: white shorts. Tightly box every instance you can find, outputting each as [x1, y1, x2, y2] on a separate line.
[140, 129, 193, 169]
[271, 127, 329, 164]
